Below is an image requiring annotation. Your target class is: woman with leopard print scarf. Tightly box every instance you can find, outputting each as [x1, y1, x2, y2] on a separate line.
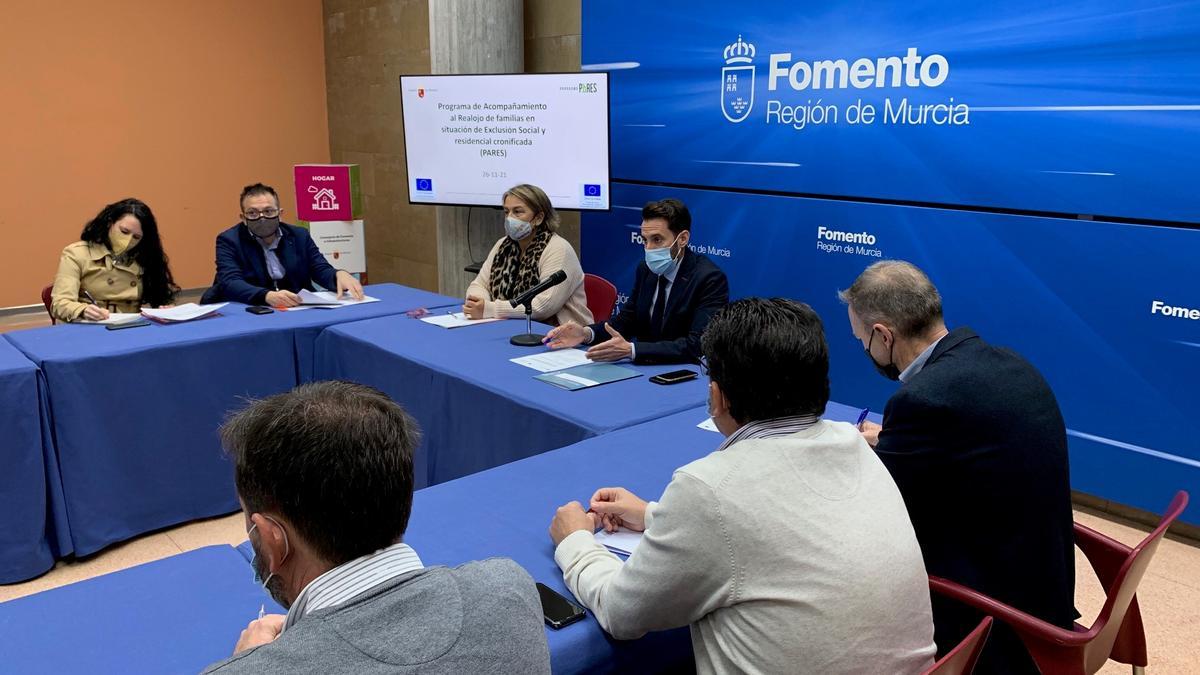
[464, 184, 593, 328]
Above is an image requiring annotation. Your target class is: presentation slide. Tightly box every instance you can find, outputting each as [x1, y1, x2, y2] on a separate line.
[399, 73, 610, 210]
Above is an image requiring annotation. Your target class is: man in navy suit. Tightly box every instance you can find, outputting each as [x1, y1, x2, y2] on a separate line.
[200, 183, 363, 306]
[545, 199, 728, 364]
[840, 260, 1075, 675]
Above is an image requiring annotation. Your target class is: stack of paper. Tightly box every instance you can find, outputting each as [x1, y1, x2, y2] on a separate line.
[420, 312, 503, 328]
[74, 312, 144, 326]
[594, 527, 643, 557]
[287, 290, 381, 310]
[509, 349, 591, 372]
[141, 303, 227, 323]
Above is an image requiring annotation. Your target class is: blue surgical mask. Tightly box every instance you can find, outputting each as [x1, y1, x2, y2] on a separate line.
[248, 517, 290, 598]
[504, 216, 532, 241]
[645, 237, 681, 276]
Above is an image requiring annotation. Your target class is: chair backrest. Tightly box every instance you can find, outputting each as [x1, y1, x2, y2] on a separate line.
[583, 273, 618, 323]
[1081, 490, 1189, 673]
[41, 284, 56, 325]
[922, 616, 992, 675]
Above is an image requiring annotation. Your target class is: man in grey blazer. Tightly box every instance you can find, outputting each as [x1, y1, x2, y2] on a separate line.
[204, 381, 550, 675]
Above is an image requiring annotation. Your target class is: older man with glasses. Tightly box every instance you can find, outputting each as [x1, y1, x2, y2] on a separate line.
[200, 183, 363, 307]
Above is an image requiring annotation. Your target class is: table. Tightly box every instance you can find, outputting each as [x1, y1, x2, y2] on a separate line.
[0, 402, 873, 674]
[0, 545, 285, 675]
[3, 284, 459, 556]
[397, 400, 876, 672]
[0, 339, 70, 583]
[314, 314, 710, 488]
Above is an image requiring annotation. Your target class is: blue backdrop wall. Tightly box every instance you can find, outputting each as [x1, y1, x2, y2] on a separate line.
[581, 0, 1200, 522]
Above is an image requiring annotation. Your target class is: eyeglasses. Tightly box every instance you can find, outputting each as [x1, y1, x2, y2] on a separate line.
[699, 355, 710, 376]
[243, 208, 281, 221]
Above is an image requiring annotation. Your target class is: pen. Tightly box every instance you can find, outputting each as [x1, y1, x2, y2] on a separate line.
[855, 408, 870, 428]
[258, 604, 265, 620]
[81, 289, 98, 305]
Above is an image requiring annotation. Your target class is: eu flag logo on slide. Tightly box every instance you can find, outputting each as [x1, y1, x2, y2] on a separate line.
[721, 35, 756, 123]
[415, 178, 433, 192]
[584, 184, 602, 197]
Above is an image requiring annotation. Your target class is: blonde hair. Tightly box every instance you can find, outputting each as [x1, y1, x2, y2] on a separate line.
[502, 184, 560, 233]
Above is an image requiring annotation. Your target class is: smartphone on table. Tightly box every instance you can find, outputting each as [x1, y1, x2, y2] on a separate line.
[536, 582, 586, 629]
[649, 369, 698, 385]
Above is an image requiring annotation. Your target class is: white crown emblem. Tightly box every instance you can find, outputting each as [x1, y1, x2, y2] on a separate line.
[723, 35, 755, 64]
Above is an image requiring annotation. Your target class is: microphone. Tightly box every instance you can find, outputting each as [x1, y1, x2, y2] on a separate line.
[509, 269, 568, 346]
[510, 269, 567, 311]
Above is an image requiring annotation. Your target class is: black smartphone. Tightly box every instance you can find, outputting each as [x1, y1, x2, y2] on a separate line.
[649, 369, 698, 385]
[245, 306, 274, 315]
[536, 582, 586, 629]
[106, 319, 152, 331]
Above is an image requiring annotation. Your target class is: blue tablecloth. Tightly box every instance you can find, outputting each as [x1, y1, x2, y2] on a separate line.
[0, 339, 70, 583]
[3, 283, 459, 556]
[314, 314, 711, 488]
[0, 545, 284, 675]
[397, 401, 873, 673]
[0, 402, 870, 674]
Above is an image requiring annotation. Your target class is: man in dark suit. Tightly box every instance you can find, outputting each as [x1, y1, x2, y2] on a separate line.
[200, 183, 363, 306]
[544, 199, 728, 364]
[840, 260, 1075, 675]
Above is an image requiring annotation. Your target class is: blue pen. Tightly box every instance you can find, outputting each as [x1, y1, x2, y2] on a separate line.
[855, 408, 870, 427]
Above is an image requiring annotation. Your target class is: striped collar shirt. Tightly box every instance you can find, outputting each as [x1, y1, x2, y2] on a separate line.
[283, 542, 424, 631]
[717, 414, 822, 452]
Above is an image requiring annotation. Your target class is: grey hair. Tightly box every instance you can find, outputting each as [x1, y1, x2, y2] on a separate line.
[838, 260, 944, 338]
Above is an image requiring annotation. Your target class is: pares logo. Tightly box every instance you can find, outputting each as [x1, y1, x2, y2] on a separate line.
[418, 88, 425, 98]
[721, 35, 756, 123]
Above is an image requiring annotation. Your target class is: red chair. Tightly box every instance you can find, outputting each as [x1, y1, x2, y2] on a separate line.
[922, 616, 992, 675]
[929, 491, 1188, 675]
[584, 273, 618, 323]
[41, 284, 56, 325]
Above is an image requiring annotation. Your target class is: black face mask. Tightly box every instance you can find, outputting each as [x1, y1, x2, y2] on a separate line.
[248, 216, 281, 239]
[866, 328, 901, 381]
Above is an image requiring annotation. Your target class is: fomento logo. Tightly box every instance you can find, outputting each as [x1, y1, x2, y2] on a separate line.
[769, 47, 949, 91]
[721, 36, 756, 123]
[1151, 300, 1200, 320]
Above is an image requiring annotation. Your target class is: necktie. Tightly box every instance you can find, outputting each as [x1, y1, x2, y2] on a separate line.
[651, 274, 669, 338]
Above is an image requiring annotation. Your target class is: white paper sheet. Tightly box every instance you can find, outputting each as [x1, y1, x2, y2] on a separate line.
[553, 372, 600, 387]
[420, 312, 503, 328]
[509, 349, 592, 373]
[697, 417, 720, 433]
[74, 312, 144, 326]
[594, 527, 643, 556]
[292, 290, 380, 309]
[140, 303, 227, 323]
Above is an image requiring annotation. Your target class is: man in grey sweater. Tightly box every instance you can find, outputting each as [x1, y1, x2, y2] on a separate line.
[550, 298, 937, 674]
[204, 381, 550, 674]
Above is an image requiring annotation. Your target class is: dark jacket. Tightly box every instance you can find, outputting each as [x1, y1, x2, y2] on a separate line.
[875, 327, 1076, 675]
[200, 223, 339, 305]
[588, 250, 728, 364]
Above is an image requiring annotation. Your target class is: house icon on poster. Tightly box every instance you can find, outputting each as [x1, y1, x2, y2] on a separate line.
[308, 186, 339, 211]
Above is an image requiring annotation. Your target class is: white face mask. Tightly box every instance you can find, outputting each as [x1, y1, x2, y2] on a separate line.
[504, 216, 532, 241]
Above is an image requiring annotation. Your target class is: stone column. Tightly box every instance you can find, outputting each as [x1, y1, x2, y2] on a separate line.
[429, 0, 523, 295]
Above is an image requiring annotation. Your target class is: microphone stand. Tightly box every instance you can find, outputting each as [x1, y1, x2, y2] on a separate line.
[510, 300, 543, 346]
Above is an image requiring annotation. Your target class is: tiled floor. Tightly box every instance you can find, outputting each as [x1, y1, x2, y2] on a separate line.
[0, 507, 1196, 672]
